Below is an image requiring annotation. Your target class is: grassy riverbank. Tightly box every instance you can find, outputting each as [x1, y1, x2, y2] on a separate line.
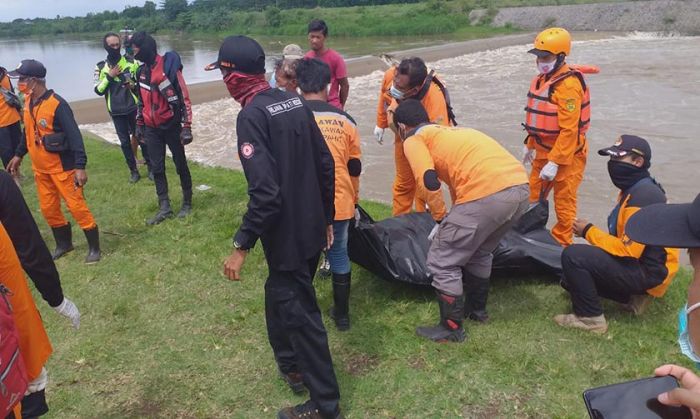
[2, 0, 629, 39]
[23, 135, 693, 417]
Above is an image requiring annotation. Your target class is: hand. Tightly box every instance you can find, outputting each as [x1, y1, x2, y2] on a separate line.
[6, 156, 22, 175]
[180, 127, 193, 145]
[655, 364, 700, 416]
[135, 124, 145, 141]
[74, 169, 88, 188]
[522, 145, 535, 165]
[539, 161, 559, 181]
[690, 248, 700, 272]
[354, 206, 361, 227]
[373, 126, 385, 145]
[325, 224, 334, 250]
[108, 65, 121, 78]
[573, 218, 589, 237]
[428, 223, 440, 241]
[223, 248, 248, 281]
[54, 297, 80, 329]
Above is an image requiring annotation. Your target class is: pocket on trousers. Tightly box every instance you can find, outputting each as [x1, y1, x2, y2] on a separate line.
[278, 296, 309, 329]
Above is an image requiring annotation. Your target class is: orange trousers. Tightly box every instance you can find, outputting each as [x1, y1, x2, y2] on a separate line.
[529, 153, 587, 246]
[392, 139, 428, 216]
[34, 170, 96, 230]
[0, 224, 52, 383]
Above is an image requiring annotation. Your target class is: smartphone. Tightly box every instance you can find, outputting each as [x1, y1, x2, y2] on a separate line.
[583, 376, 692, 419]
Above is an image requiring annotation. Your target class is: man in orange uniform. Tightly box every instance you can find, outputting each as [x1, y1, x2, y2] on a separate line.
[6, 60, 101, 264]
[0, 66, 23, 174]
[522, 28, 591, 246]
[378, 57, 455, 218]
[394, 99, 529, 343]
[297, 58, 362, 331]
[0, 170, 81, 418]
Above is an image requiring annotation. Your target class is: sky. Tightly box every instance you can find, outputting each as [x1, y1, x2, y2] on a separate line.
[3, 0, 151, 22]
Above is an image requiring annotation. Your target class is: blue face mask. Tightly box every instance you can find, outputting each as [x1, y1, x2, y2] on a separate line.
[389, 85, 404, 100]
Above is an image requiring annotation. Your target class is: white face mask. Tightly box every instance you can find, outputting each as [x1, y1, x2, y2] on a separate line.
[537, 60, 556, 74]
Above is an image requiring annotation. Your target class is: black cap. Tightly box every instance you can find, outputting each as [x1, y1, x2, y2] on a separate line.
[8, 59, 46, 79]
[598, 134, 652, 167]
[626, 193, 700, 248]
[205, 35, 266, 75]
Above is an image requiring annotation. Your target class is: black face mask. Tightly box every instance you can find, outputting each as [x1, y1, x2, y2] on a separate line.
[132, 33, 157, 66]
[607, 160, 649, 191]
[106, 47, 121, 64]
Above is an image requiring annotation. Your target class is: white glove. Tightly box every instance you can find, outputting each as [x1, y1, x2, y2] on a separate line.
[373, 126, 385, 145]
[354, 206, 361, 227]
[522, 145, 535, 165]
[539, 161, 559, 181]
[26, 367, 48, 394]
[54, 297, 80, 329]
[428, 223, 440, 241]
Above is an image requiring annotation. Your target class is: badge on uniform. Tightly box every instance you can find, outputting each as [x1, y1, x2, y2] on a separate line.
[240, 142, 255, 159]
[39, 119, 48, 128]
[565, 99, 576, 112]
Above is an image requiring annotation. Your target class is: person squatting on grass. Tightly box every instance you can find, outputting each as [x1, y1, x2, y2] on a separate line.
[555, 135, 679, 334]
[211, 36, 343, 419]
[393, 99, 529, 343]
[6, 60, 101, 264]
[0, 170, 81, 418]
[297, 57, 362, 331]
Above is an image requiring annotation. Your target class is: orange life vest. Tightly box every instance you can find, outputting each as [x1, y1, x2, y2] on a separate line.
[524, 69, 590, 148]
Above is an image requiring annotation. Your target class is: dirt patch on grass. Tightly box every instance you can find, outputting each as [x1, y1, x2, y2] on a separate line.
[344, 352, 380, 377]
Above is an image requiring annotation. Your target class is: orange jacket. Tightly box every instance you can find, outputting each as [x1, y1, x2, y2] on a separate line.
[376, 66, 396, 129]
[403, 124, 528, 220]
[584, 178, 679, 297]
[308, 100, 361, 221]
[19, 90, 88, 174]
[0, 223, 52, 382]
[525, 64, 589, 166]
[0, 72, 21, 128]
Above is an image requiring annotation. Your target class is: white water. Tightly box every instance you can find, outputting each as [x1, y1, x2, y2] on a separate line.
[82, 33, 700, 227]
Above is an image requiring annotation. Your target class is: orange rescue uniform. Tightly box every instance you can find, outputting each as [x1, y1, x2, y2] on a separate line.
[381, 76, 451, 219]
[17, 91, 96, 230]
[0, 72, 21, 128]
[403, 125, 528, 219]
[525, 63, 589, 246]
[309, 100, 362, 220]
[0, 223, 52, 383]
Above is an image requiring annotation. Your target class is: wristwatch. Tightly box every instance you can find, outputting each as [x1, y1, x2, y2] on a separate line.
[233, 240, 248, 252]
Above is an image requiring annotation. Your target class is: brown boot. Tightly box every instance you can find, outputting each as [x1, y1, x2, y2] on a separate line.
[617, 294, 653, 316]
[279, 370, 305, 394]
[553, 313, 608, 334]
[277, 400, 342, 419]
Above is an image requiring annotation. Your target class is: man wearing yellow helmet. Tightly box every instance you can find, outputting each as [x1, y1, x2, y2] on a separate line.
[522, 28, 591, 246]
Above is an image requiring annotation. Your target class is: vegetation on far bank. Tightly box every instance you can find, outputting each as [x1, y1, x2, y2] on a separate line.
[17, 134, 695, 417]
[2, 0, 630, 39]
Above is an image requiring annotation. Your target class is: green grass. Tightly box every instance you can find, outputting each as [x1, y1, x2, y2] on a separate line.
[20, 134, 694, 417]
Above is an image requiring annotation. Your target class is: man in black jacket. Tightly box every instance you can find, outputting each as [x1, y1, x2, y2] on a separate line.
[212, 36, 341, 419]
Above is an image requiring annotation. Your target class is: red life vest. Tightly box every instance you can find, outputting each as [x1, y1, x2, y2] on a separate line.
[524, 69, 591, 148]
[137, 55, 180, 129]
[0, 284, 28, 417]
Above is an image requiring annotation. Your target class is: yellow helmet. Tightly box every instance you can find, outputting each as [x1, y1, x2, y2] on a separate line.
[529, 27, 571, 57]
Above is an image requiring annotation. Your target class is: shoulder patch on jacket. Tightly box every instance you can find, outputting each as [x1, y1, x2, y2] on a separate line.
[565, 98, 576, 112]
[266, 97, 303, 116]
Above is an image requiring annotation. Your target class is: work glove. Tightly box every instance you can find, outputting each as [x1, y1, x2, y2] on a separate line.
[521, 145, 535, 165]
[539, 161, 559, 181]
[373, 126, 385, 145]
[354, 206, 361, 227]
[180, 127, 193, 145]
[428, 223, 440, 241]
[135, 124, 145, 141]
[54, 297, 81, 329]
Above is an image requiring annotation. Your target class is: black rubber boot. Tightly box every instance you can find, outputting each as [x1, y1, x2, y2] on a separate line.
[177, 189, 192, 218]
[129, 169, 141, 183]
[416, 291, 466, 343]
[329, 272, 351, 331]
[147, 198, 174, 225]
[50, 223, 74, 260]
[463, 272, 490, 323]
[83, 226, 101, 264]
